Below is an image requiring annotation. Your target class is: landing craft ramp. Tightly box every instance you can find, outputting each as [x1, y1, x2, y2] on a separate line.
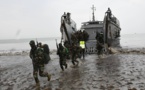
[60, 12, 77, 45]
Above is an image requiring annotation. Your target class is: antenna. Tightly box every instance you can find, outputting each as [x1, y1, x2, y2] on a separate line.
[91, 5, 96, 21]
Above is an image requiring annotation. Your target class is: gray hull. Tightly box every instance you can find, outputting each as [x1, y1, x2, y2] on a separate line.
[81, 8, 121, 53]
[60, 13, 77, 45]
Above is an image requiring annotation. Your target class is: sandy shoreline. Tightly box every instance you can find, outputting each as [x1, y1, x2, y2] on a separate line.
[0, 47, 145, 56]
[0, 49, 57, 56]
[1, 48, 145, 90]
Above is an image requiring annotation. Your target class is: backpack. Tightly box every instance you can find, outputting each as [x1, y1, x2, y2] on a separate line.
[42, 44, 51, 64]
[43, 44, 50, 54]
[35, 47, 45, 64]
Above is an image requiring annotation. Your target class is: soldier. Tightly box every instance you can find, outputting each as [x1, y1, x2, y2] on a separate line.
[38, 42, 42, 47]
[66, 12, 71, 24]
[96, 32, 104, 57]
[61, 12, 67, 23]
[77, 45, 82, 59]
[64, 41, 70, 59]
[57, 43, 68, 71]
[106, 8, 112, 19]
[79, 30, 89, 59]
[71, 43, 79, 66]
[29, 40, 51, 86]
[29, 40, 37, 61]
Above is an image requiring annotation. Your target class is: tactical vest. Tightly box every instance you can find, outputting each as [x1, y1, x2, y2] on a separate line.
[80, 41, 85, 49]
[35, 47, 45, 64]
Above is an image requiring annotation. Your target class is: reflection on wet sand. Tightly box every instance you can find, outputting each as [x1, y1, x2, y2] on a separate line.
[96, 55, 121, 89]
[1, 48, 145, 89]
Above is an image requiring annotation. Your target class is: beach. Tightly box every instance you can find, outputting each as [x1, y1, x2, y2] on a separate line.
[0, 48, 145, 90]
[1, 34, 145, 90]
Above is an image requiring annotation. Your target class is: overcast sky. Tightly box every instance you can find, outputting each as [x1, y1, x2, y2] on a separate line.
[0, 0, 145, 39]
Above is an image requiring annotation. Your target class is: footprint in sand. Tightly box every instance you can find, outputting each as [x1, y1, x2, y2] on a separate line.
[70, 65, 79, 68]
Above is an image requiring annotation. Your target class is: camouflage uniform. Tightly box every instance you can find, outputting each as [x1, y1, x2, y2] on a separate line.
[29, 40, 51, 85]
[29, 40, 37, 61]
[63, 41, 70, 59]
[57, 43, 68, 71]
[96, 33, 104, 55]
[71, 44, 79, 65]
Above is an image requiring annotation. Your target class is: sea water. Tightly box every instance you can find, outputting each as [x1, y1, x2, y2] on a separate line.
[0, 37, 61, 52]
[120, 33, 145, 48]
[0, 33, 145, 52]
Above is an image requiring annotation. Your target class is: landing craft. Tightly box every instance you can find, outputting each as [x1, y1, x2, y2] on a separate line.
[81, 6, 121, 53]
[60, 6, 121, 53]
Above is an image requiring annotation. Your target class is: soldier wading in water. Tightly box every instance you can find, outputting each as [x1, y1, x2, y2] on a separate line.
[29, 40, 51, 86]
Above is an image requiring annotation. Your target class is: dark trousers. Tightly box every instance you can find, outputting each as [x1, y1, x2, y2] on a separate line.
[97, 45, 103, 55]
[72, 53, 79, 65]
[59, 58, 67, 71]
[33, 64, 48, 83]
[81, 49, 85, 59]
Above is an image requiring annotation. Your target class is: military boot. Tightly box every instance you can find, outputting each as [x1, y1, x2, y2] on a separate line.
[36, 82, 40, 87]
[76, 60, 79, 66]
[47, 74, 51, 81]
[65, 64, 67, 69]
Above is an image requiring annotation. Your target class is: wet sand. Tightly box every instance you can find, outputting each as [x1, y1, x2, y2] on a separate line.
[1, 48, 145, 90]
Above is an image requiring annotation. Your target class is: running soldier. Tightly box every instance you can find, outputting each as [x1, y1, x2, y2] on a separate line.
[96, 32, 104, 58]
[71, 43, 79, 66]
[57, 43, 68, 71]
[29, 40, 51, 86]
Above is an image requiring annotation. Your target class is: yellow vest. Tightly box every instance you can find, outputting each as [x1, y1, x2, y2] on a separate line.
[80, 41, 85, 49]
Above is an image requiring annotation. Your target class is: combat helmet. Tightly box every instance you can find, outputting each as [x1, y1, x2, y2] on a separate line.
[29, 40, 35, 45]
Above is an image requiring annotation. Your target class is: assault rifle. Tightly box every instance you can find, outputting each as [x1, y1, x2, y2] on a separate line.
[55, 39, 59, 50]
[36, 38, 39, 47]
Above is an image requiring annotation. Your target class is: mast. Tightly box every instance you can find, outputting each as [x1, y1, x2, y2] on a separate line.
[91, 5, 96, 21]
